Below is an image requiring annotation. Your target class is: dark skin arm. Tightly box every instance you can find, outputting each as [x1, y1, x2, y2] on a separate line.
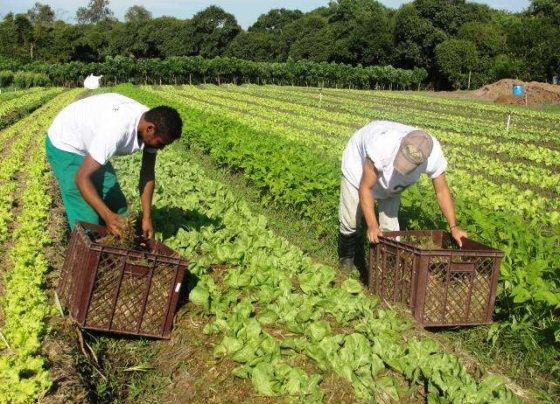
[139, 150, 156, 239]
[75, 155, 125, 236]
[359, 158, 383, 243]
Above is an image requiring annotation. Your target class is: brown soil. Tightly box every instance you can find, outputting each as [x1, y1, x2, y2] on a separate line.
[145, 308, 278, 403]
[472, 79, 560, 106]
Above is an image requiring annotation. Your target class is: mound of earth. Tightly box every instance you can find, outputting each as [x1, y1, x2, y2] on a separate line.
[473, 78, 560, 106]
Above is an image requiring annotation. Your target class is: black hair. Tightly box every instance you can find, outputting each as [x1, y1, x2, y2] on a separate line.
[144, 106, 182, 140]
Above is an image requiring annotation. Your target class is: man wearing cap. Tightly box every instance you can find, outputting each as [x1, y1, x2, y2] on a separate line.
[338, 120, 467, 269]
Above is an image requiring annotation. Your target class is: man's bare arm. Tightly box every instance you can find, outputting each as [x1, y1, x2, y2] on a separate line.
[359, 158, 382, 243]
[75, 154, 125, 235]
[139, 150, 156, 238]
[432, 173, 467, 246]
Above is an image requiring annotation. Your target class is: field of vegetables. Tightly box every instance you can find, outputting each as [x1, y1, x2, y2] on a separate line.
[0, 85, 558, 402]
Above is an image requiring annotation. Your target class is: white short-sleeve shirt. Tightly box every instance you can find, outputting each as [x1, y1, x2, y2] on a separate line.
[47, 93, 155, 165]
[341, 120, 447, 199]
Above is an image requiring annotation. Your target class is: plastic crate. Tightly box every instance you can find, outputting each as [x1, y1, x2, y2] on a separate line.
[369, 230, 503, 327]
[58, 222, 188, 339]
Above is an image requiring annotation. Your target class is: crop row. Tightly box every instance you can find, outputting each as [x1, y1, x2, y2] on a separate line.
[147, 86, 560, 223]
[0, 87, 44, 102]
[0, 88, 64, 130]
[113, 137, 517, 402]
[198, 84, 560, 157]
[0, 90, 76, 243]
[116, 84, 559, 344]
[0, 90, 81, 403]
[164, 85, 560, 173]
[303, 86, 560, 126]
[202, 84, 560, 148]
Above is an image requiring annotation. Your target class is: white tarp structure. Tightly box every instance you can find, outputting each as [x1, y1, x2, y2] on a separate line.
[84, 74, 103, 89]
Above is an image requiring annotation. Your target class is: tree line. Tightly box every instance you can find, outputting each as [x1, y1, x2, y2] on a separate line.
[0, 0, 558, 90]
[0, 56, 428, 90]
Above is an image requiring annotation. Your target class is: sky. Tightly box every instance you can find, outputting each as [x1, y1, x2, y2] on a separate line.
[0, 0, 531, 29]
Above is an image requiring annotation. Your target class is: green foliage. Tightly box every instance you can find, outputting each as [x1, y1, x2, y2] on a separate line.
[119, 83, 560, 359]
[110, 113, 518, 401]
[0, 70, 14, 87]
[0, 1, 558, 87]
[435, 39, 478, 89]
[13, 71, 50, 88]
[22, 56, 427, 89]
[0, 89, 82, 402]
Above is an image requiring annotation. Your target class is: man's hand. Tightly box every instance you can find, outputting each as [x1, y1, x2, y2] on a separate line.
[104, 212, 126, 237]
[142, 216, 154, 239]
[367, 227, 384, 244]
[450, 226, 468, 247]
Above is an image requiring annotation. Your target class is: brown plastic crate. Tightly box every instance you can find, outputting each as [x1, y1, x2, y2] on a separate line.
[369, 230, 503, 327]
[58, 222, 188, 339]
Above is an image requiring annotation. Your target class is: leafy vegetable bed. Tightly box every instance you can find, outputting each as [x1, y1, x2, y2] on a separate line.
[112, 144, 518, 402]
[116, 84, 560, 345]
[0, 89, 82, 403]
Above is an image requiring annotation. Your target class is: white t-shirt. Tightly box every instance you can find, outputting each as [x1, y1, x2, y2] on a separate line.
[341, 120, 447, 199]
[48, 93, 154, 165]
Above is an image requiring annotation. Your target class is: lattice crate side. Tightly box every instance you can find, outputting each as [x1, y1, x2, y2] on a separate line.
[87, 252, 186, 338]
[58, 225, 101, 322]
[61, 222, 187, 338]
[372, 230, 504, 328]
[83, 251, 124, 330]
[57, 229, 79, 306]
[368, 243, 416, 308]
[111, 262, 152, 333]
[140, 262, 178, 337]
[416, 253, 500, 327]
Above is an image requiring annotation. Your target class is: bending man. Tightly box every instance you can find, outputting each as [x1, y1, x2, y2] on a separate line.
[46, 93, 182, 238]
[338, 120, 467, 269]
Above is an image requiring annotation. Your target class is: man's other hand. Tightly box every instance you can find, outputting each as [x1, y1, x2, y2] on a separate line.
[105, 212, 126, 237]
[142, 216, 154, 239]
[451, 227, 468, 247]
[367, 227, 383, 244]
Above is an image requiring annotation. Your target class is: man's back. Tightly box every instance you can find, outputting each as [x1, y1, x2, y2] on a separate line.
[48, 93, 148, 165]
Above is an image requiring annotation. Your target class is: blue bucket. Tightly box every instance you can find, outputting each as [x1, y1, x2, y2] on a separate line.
[512, 84, 524, 96]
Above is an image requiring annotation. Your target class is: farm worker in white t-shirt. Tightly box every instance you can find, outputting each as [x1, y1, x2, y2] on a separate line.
[46, 93, 183, 238]
[338, 120, 467, 270]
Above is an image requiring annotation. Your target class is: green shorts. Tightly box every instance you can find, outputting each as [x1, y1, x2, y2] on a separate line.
[45, 135, 127, 230]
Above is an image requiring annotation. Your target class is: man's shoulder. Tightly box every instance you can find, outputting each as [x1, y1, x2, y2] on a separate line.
[79, 93, 146, 109]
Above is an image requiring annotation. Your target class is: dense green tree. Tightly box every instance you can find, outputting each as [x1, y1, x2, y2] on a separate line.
[435, 38, 478, 89]
[288, 27, 334, 62]
[457, 22, 504, 58]
[189, 6, 241, 58]
[249, 8, 303, 33]
[279, 14, 328, 61]
[226, 31, 277, 62]
[393, 4, 446, 72]
[0, 0, 555, 89]
[325, 0, 393, 65]
[529, 0, 560, 23]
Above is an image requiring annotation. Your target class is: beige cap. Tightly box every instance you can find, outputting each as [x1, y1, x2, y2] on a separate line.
[394, 130, 433, 175]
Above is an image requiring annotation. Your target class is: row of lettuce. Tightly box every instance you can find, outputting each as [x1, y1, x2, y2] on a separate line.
[0, 87, 64, 130]
[116, 84, 560, 348]
[0, 90, 81, 402]
[112, 134, 518, 402]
